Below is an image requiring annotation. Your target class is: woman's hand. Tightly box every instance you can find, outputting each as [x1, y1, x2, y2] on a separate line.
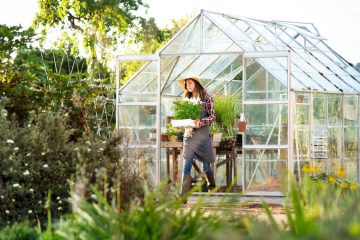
[194, 120, 201, 129]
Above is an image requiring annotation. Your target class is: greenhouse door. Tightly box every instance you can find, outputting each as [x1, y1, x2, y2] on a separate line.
[242, 51, 292, 195]
[116, 54, 161, 186]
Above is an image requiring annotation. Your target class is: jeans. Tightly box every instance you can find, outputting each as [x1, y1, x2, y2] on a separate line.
[183, 158, 213, 176]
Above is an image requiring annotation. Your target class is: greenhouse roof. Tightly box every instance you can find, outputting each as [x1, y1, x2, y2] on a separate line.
[120, 9, 360, 95]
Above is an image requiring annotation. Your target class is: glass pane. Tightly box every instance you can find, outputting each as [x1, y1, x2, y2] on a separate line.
[344, 159, 357, 182]
[293, 126, 310, 159]
[125, 149, 156, 186]
[245, 104, 288, 145]
[118, 105, 156, 145]
[312, 94, 326, 125]
[344, 95, 358, 126]
[295, 104, 310, 125]
[203, 16, 242, 52]
[162, 17, 201, 54]
[245, 59, 287, 101]
[328, 127, 342, 158]
[328, 95, 342, 126]
[205, 12, 255, 51]
[245, 149, 287, 192]
[122, 61, 157, 93]
[344, 127, 358, 158]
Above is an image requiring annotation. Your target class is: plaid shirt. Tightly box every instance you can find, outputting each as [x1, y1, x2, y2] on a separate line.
[200, 90, 216, 127]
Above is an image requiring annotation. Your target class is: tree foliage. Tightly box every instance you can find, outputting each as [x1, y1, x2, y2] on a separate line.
[0, 25, 35, 83]
[34, 0, 148, 73]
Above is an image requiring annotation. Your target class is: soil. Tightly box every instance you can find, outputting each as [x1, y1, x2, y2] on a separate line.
[183, 200, 287, 223]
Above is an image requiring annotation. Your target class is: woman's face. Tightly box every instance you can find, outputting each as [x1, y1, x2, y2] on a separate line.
[185, 79, 196, 92]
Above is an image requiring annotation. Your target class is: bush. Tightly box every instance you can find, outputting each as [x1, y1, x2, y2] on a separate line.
[0, 104, 144, 227]
[0, 221, 38, 240]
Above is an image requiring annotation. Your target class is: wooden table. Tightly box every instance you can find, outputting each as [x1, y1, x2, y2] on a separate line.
[161, 141, 238, 189]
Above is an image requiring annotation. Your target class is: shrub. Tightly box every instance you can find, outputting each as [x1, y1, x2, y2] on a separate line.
[0, 221, 38, 240]
[0, 105, 144, 227]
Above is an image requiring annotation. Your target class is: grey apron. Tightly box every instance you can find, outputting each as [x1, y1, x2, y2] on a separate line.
[183, 102, 215, 163]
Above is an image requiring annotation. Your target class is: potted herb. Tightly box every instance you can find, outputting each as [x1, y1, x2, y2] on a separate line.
[171, 99, 202, 127]
[166, 123, 178, 142]
[170, 99, 202, 138]
[214, 95, 237, 150]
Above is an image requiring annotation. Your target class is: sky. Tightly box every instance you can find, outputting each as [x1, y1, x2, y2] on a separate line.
[0, 0, 359, 64]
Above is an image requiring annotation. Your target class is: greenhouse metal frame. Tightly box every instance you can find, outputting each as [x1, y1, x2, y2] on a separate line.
[115, 9, 360, 195]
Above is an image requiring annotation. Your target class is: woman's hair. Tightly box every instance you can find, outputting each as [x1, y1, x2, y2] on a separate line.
[183, 79, 205, 100]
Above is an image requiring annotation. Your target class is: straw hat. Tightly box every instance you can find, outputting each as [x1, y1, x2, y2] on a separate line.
[178, 75, 203, 90]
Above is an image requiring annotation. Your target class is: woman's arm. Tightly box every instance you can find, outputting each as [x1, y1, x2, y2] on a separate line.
[199, 92, 216, 127]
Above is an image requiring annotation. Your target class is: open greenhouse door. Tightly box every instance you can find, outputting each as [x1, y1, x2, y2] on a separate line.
[116, 54, 161, 187]
[242, 51, 292, 195]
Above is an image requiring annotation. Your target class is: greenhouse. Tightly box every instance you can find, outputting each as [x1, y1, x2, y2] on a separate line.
[115, 9, 360, 195]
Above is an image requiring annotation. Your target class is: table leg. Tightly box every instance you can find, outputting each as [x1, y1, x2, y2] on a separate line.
[226, 154, 230, 188]
[212, 147, 217, 178]
[233, 151, 237, 189]
[166, 148, 170, 179]
[173, 147, 178, 183]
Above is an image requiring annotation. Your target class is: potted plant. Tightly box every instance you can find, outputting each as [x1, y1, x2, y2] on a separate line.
[214, 95, 237, 150]
[170, 99, 202, 138]
[171, 99, 202, 127]
[166, 123, 178, 142]
[210, 122, 222, 142]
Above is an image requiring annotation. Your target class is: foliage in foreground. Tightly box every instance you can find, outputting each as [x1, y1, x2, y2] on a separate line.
[1, 172, 360, 239]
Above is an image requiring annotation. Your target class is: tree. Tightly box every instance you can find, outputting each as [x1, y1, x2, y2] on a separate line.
[34, 0, 148, 74]
[0, 25, 34, 83]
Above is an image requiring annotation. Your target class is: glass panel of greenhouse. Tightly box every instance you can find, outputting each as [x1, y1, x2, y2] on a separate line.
[116, 10, 360, 196]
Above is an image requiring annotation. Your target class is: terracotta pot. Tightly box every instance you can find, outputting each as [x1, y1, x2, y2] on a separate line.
[238, 121, 246, 132]
[161, 134, 168, 142]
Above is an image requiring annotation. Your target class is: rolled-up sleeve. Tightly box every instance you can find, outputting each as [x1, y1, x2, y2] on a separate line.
[200, 92, 216, 127]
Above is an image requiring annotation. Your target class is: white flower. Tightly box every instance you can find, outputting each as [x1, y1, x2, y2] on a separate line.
[64, 113, 68, 117]
[26, 153, 31, 157]
[102, 141, 106, 144]
[29, 188, 34, 192]
[14, 147, 19, 151]
[56, 196, 60, 200]
[86, 141, 91, 145]
[13, 183, 20, 188]
[23, 170, 30, 176]
[5, 210, 9, 214]
[25, 163, 28, 166]
[58, 200, 63, 204]
[43, 164, 48, 168]
[28, 210, 33, 214]
[74, 147, 79, 151]
[27, 124, 31, 128]
[7, 139, 14, 144]
[0, 195, 4, 199]
[41, 152, 45, 156]
[87, 148, 91, 152]
[99, 148, 104, 151]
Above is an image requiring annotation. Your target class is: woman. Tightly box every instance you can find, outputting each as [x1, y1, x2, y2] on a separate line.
[178, 75, 216, 199]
